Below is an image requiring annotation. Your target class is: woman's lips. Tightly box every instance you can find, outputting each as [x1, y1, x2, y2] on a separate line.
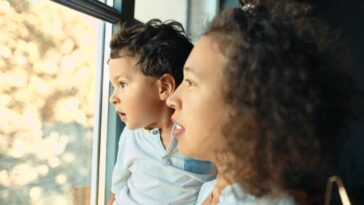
[172, 122, 185, 139]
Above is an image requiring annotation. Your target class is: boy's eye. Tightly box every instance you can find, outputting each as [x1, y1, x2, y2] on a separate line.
[184, 79, 195, 87]
[119, 81, 128, 88]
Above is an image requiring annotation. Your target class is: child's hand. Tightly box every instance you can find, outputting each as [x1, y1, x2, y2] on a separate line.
[108, 193, 115, 205]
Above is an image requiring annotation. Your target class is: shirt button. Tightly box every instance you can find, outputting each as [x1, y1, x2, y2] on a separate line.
[162, 157, 172, 166]
[152, 130, 158, 135]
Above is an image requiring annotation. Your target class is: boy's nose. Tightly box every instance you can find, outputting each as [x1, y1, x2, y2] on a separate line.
[110, 93, 119, 104]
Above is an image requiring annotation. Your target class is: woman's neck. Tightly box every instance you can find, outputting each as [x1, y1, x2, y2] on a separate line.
[215, 174, 230, 189]
[206, 154, 238, 204]
[209, 171, 232, 204]
[213, 153, 236, 187]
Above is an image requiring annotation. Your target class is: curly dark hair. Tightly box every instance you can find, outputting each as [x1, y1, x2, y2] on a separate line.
[206, 1, 359, 204]
[110, 19, 193, 85]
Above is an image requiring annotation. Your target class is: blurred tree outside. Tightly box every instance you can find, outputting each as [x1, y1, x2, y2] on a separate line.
[0, 0, 100, 204]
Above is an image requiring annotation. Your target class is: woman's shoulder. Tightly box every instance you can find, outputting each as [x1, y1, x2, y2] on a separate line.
[197, 181, 296, 205]
[196, 179, 217, 205]
[219, 184, 295, 205]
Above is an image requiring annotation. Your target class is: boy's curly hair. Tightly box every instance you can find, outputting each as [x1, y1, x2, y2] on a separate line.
[110, 19, 193, 85]
[206, 1, 359, 204]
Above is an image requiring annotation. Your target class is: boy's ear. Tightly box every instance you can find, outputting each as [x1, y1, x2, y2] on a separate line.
[158, 73, 176, 101]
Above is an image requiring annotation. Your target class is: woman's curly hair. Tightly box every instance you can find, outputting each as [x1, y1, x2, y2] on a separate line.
[206, 1, 359, 204]
[110, 19, 193, 85]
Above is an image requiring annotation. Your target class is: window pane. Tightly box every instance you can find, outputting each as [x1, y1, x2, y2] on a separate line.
[0, 0, 101, 204]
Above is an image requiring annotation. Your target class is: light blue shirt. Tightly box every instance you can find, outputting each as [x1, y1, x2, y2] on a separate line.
[111, 127, 216, 205]
[196, 179, 295, 205]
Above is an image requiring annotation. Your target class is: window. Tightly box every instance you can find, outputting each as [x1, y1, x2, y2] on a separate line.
[0, 0, 116, 204]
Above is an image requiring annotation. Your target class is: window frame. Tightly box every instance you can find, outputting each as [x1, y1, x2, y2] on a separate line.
[49, 1, 135, 204]
[50, 0, 120, 23]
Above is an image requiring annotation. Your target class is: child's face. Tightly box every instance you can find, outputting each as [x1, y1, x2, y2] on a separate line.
[109, 57, 164, 129]
[167, 36, 230, 161]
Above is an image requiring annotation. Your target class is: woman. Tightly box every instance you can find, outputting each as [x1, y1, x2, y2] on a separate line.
[167, 1, 357, 204]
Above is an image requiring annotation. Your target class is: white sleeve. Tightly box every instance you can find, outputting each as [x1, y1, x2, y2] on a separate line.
[111, 128, 132, 193]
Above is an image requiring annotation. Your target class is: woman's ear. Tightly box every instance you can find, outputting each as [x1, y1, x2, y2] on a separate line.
[158, 73, 176, 100]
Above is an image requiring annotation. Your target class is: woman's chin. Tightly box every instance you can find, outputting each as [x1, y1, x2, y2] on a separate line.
[179, 146, 205, 160]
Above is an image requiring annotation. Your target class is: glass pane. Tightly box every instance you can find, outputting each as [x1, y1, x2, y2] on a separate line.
[187, 0, 218, 41]
[0, 0, 101, 204]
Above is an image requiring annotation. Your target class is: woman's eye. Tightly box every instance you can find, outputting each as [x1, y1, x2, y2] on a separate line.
[184, 79, 195, 87]
[119, 81, 128, 88]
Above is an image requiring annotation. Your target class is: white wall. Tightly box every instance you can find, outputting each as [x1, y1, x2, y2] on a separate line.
[135, 0, 188, 28]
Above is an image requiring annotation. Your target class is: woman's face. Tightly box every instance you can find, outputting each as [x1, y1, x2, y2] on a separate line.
[167, 36, 231, 161]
